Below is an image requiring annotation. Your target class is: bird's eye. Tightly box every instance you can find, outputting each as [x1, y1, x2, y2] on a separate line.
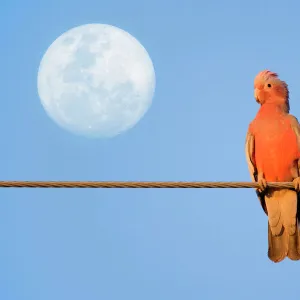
[267, 83, 272, 87]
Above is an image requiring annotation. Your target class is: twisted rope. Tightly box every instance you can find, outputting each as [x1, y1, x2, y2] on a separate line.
[0, 181, 295, 188]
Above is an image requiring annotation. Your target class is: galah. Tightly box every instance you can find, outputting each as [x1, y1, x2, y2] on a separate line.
[245, 70, 300, 263]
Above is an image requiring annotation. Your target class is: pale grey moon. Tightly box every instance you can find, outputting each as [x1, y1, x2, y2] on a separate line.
[37, 23, 156, 138]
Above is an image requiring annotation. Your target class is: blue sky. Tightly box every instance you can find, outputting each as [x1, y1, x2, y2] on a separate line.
[1, 0, 300, 299]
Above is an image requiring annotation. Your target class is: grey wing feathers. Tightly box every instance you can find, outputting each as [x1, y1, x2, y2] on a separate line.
[245, 130, 267, 215]
[289, 114, 300, 224]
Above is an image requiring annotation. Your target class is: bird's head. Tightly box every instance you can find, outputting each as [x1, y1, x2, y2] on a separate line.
[254, 70, 289, 112]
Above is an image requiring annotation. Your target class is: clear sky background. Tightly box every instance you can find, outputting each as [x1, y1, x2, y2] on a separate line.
[1, 0, 300, 299]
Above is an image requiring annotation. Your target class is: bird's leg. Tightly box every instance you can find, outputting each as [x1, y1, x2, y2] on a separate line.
[292, 161, 300, 192]
[293, 177, 300, 192]
[257, 172, 267, 193]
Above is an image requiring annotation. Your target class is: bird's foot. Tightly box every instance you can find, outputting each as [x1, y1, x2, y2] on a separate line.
[293, 177, 300, 192]
[257, 174, 267, 193]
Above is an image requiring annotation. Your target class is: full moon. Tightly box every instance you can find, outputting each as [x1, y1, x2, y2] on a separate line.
[37, 24, 155, 138]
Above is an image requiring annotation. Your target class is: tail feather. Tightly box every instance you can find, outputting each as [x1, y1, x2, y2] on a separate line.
[268, 223, 288, 263]
[287, 222, 300, 261]
[265, 189, 300, 262]
[268, 223, 300, 262]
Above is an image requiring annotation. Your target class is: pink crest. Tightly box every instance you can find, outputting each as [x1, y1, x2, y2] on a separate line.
[254, 70, 278, 86]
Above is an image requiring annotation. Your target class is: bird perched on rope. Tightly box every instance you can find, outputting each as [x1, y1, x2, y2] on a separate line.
[245, 70, 300, 263]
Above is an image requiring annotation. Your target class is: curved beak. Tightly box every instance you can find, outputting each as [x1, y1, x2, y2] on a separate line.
[254, 89, 260, 104]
